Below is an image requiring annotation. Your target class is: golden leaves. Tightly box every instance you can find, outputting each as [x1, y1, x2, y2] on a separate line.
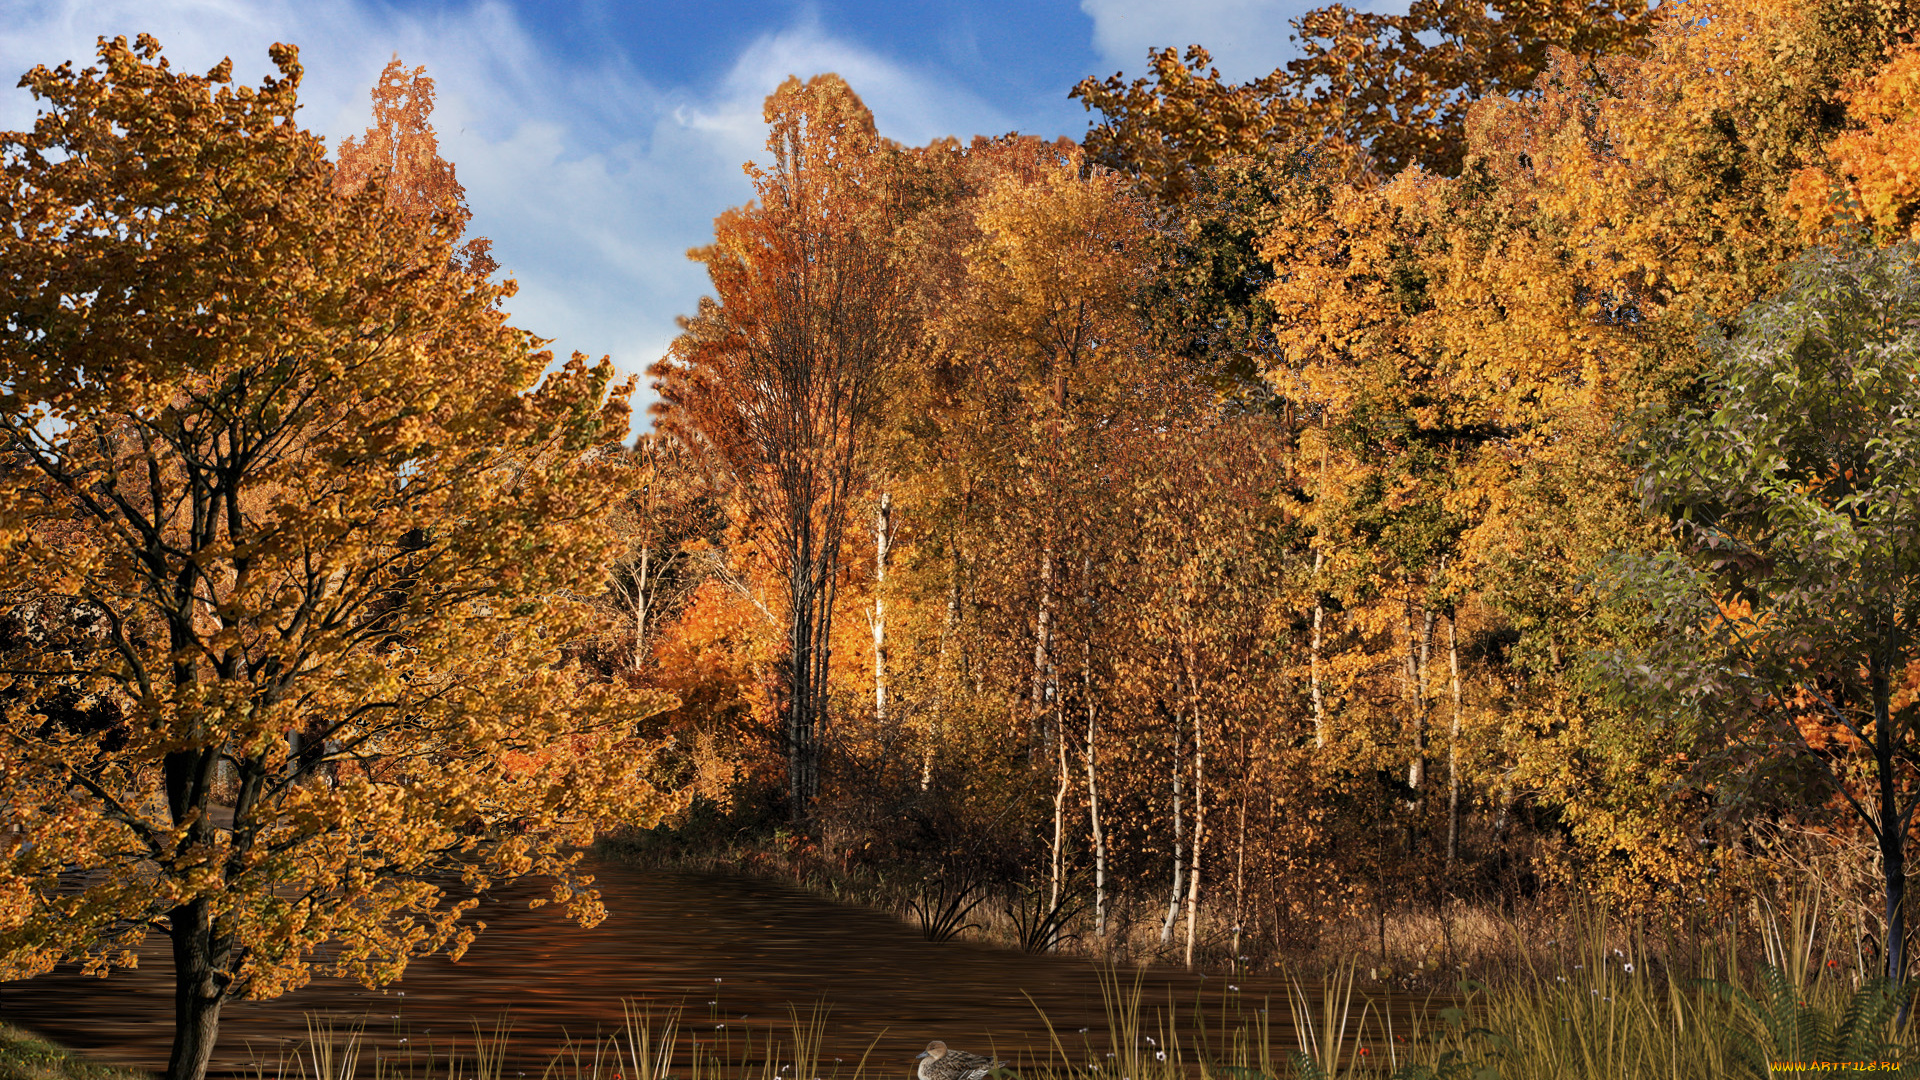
[0, 35, 674, 1015]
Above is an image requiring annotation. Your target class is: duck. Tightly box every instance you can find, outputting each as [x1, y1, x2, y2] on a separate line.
[916, 1041, 1004, 1080]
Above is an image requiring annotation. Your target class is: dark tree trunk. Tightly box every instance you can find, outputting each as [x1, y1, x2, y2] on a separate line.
[1874, 663, 1908, 1001]
[783, 497, 842, 824]
[787, 568, 825, 822]
[165, 897, 228, 1080]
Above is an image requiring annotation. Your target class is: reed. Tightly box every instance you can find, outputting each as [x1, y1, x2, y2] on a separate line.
[1380, 902, 1917, 1080]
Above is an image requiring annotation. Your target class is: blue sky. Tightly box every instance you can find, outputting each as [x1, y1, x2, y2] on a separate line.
[1, 0, 1344, 429]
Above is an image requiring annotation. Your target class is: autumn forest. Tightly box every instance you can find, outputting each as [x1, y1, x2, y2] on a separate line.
[7, 0, 1920, 1076]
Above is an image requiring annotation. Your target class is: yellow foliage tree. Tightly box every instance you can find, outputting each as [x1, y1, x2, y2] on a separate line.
[334, 55, 496, 276]
[0, 37, 674, 1080]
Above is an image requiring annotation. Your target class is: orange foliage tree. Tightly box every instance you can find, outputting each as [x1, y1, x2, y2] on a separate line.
[0, 37, 674, 1080]
[650, 75, 913, 824]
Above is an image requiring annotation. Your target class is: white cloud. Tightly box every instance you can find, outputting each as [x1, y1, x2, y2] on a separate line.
[0, 0, 1015, 439]
[715, 14, 1014, 146]
[1078, 0, 1411, 84]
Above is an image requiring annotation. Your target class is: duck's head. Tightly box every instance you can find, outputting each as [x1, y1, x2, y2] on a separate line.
[918, 1042, 949, 1062]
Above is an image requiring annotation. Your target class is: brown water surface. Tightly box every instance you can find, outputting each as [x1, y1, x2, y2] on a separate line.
[0, 860, 1330, 1077]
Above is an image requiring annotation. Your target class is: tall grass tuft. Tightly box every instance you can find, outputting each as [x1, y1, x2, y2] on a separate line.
[1284, 958, 1371, 1080]
[1379, 901, 1917, 1080]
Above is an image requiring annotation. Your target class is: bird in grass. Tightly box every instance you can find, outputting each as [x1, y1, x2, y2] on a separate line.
[916, 1041, 1003, 1080]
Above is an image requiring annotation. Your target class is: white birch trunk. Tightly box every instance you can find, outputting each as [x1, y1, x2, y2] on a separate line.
[631, 545, 653, 672]
[1233, 732, 1247, 953]
[1183, 648, 1204, 970]
[1310, 548, 1326, 749]
[1031, 547, 1054, 748]
[872, 493, 891, 725]
[1049, 708, 1070, 946]
[1084, 632, 1106, 938]
[1406, 593, 1434, 795]
[1446, 611, 1464, 867]
[1160, 702, 1185, 945]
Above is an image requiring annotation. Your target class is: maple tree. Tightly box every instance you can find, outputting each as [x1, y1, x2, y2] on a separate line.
[0, 37, 673, 1080]
[1789, 43, 1920, 243]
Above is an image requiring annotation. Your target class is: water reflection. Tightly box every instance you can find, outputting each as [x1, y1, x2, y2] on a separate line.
[1, 859, 1319, 1077]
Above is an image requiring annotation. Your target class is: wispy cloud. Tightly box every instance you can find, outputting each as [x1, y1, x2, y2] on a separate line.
[0, 1, 1023, 435]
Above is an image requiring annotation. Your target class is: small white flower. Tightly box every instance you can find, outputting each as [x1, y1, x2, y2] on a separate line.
[1145, 1038, 1156, 1047]
[1155, 1052, 1166, 1062]
[1623, 962, 1635, 974]
[1228, 985, 1240, 992]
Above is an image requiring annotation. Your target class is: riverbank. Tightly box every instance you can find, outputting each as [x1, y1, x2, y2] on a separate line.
[0, 1023, 152, 1080]
[591, 820, 1920, 1074]
[594, 823, 1633, 993]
